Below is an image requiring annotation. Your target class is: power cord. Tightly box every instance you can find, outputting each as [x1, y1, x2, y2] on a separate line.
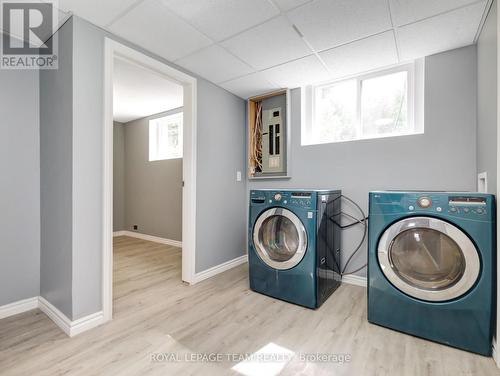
[327, 195, 368, 276]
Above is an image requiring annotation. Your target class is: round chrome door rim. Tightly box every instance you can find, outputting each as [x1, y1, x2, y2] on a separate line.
[378, 216, 481, 302]
[253, 207, 308, 270]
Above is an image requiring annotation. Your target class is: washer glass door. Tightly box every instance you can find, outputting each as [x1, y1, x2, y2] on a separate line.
[378, 217, 480, 301]
[253, 208, 308, 270]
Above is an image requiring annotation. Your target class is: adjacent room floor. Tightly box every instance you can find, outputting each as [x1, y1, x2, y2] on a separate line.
[0, 236, 497, 375]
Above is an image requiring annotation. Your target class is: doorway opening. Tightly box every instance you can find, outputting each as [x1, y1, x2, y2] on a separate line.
[103, 39, 197, 321]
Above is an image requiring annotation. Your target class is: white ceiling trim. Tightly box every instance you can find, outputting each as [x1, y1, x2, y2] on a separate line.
[473, 0, 495, 42]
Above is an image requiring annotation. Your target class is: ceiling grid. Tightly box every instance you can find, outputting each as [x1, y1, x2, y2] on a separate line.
[47, 0, 491, 98]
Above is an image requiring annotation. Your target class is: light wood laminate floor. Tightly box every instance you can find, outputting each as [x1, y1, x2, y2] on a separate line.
[0, 236, 498, 375]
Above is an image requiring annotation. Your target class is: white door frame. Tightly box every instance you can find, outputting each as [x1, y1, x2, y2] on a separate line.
[496, 0, 500, 367]
[103, 38, 197, 322]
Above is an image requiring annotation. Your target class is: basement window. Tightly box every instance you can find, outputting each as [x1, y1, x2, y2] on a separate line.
[301, 62, 424, 145]
[149, 112, 183, 161]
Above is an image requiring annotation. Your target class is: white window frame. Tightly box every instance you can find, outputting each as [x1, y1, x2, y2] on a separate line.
[302, 60, 425, 146]
[149, 112, 183, 161]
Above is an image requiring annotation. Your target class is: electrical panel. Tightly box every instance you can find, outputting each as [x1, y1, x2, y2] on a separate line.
[262, 107, 284, 174]
[247, 90, 289, 179]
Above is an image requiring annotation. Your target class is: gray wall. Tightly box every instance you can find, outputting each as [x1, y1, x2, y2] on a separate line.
[248, 45, 478, 277]
[0, 66, 40, 306]
[196, 80, 247, 272]
[101, 20, 247, 273]
[113, 122, 125, 231]
[39, 19, 73, 317]
[71, 17, 104, 318]
[40, 16, 246, 317]
[477, 0, 497, 194]
[40, 16, 104, 319]
[122, 109, 183, 241]
[82, 15, 246, 276]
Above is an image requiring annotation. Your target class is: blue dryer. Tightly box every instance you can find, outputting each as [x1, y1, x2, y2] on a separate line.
[249, 190, 342, 309]
[368, 191, 496, 356]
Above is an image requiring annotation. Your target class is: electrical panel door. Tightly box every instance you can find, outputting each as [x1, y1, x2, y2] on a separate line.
[262, 107, 284, 173]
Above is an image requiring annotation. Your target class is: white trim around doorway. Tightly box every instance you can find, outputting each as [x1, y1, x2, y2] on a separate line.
[496, 1, 500, 368]
[103, 38, 198, 323]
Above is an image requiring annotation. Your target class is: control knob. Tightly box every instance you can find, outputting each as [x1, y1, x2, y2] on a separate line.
[418, 197, 432, 208]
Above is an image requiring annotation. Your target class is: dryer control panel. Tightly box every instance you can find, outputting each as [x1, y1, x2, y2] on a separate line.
[408, 195, 489, 218]
[370, 191, 495, 222]
[448, 196, 488, 216]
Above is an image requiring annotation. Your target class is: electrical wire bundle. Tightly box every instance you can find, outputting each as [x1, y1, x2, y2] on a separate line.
[328, 195, 368, 276]
[249, 102, 263, 174]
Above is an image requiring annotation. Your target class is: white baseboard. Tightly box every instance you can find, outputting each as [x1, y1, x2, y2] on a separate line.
[342, 274, 367, 287]
[38, 296, 72, 336]
[194, 254, 248, 284]
[113, 230, 182, 248]
[69, 311, 106, 337]
[493, 341, 500, 368]
[38, 296, 105, 337]
[0, 297, 39, 320]
[192, 257, 363, 287]
[1, 296, 106, 337]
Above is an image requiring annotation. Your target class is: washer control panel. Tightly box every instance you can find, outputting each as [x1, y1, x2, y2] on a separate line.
[250, 191, 314, 208]
[289, 192, 312, 207]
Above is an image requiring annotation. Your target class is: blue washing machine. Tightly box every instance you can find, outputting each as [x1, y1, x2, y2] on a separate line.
[249, 190, 342, 309]
[368, 191, 496, 356]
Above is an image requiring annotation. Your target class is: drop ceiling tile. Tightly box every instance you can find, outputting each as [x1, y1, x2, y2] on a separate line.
[220, 72, 280, 99]
[162, 0, 279, 41]
[319, 31, 398, 79]
[287, 0, 392, 51]
[397, 1, 486, 61]
[389, 0, 481, 26]
[221, 16, 311, 71]
[272, 0, 313, 12]
[176, 45, 254, 84]
[262, 55, 330, 88]
[109, 0, 212, 62]
[57, 0, 139, 27]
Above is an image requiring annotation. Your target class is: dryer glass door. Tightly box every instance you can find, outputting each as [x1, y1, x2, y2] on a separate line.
[378, 217, 480, 301]
[253, 208, 308, 270]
